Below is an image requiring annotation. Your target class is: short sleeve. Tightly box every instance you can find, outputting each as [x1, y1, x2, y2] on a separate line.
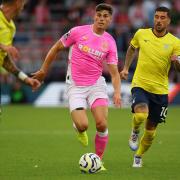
[60, 26, 79, 47]
[106, 39, 118, 65]
[130, 29, 141, 49]
[173, 39, 180, 56]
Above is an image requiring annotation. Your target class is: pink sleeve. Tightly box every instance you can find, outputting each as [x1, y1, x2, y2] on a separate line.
[59, 27, 79, 47]
[106, 39, 118, 65]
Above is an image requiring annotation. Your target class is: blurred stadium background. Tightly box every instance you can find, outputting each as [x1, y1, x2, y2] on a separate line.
[0, 0, 180, 106]
[0, 1, 180, 179]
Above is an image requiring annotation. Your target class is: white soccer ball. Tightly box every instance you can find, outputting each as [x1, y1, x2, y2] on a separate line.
[79, 153, 102, 173]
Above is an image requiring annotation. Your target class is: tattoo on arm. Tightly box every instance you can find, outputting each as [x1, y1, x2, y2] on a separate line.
[2, 55, 20, 76]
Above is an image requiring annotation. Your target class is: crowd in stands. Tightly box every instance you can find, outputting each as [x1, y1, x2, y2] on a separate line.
[1, 0, 180, 85]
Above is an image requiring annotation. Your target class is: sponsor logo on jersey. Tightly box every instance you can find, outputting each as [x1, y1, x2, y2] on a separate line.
[78, 44, 104, 59]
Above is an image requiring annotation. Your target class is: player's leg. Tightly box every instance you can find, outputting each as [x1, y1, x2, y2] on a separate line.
[88, 76, 109, 160]
[133, 104, 149, 132]
[91, 99, 108, 171]
[137, 120, 158, 157]
[91, 98, 109, 160]
[67, 85, 89, 146]
[87, 76, 109, 171]
[71, 109, 89, 146]
[129, 104, 149, 151]
[133, 120, 157, 167]
[133, 93, 168, 167]
[129, 88, 149, 151]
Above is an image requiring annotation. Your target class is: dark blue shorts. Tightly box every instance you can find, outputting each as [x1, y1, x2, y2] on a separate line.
[131, 87, 168, 123]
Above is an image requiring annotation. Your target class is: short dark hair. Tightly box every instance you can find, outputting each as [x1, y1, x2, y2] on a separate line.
[155, 6, 171, 18]
[2, 0, 15, 4]
[95, 3, 113, 15]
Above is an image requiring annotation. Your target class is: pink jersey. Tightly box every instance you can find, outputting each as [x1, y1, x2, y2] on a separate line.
[60, 25, 118, 86]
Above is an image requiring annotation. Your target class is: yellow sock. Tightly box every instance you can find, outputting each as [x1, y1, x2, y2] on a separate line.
[132, 113, 148, 132]
[136, 129, 156, 157]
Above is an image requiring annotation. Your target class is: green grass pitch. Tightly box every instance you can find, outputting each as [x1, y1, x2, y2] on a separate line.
[0, 105, 180, 180]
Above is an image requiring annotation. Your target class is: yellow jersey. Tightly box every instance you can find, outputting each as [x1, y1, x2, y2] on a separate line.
[131, 28, 180, 94]
[0, 10, 16, 66]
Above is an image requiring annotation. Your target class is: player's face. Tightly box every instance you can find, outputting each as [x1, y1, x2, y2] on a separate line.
[94, 10, 112, 30]
[154, 11, 170, 33]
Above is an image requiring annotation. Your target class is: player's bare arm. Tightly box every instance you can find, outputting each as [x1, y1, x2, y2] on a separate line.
[108, 64, 122, 107]
[2, 55, 20, 76]
[32, 40, 65, 82]
[171, 55, 180, 72]
[170, 54, 179, 62]
[2, 55, 41, 91]
[120, 45, 136, 80]
[0, 44, 19, 60]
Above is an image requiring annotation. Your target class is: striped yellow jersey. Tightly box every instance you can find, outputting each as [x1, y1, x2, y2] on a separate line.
[0, 10, 16, 66]
[131, 28, 180, 94]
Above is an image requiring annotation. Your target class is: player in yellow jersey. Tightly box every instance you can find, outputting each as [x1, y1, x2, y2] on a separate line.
[120, 6, 180, 167]
[0, 0, 40, 91]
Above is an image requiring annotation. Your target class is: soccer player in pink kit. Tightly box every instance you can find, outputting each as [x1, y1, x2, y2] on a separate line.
[32, 3, 121, 170]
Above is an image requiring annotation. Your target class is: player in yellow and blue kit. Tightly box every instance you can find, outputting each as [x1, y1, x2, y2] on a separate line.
[0, 0, 40, 90]
[120, 6, 180, 167]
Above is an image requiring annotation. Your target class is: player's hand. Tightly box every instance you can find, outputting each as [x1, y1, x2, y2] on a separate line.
[2, 45, 19, 60]
[24, 77, 41, 91]
[31, 69, 46, 82]
[170, 55, 180, 63]
[120, 69, 129, 80]
[113, 91, 122, 108]
[171, 55, 180, 72]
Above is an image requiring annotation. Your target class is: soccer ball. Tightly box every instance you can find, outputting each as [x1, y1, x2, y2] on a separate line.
[79, 153, 102, 173]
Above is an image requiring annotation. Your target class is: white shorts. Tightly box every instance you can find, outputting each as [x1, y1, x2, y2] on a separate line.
[66, 76, 108, 112]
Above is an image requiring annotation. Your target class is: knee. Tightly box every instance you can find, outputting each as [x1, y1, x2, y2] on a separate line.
[134, 113, 148, 123]
[96, 121, 107, 132]
[76, 122, 88, 132]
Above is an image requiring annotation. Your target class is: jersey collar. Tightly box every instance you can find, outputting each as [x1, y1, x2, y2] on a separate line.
[151, 28, 168, 38]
